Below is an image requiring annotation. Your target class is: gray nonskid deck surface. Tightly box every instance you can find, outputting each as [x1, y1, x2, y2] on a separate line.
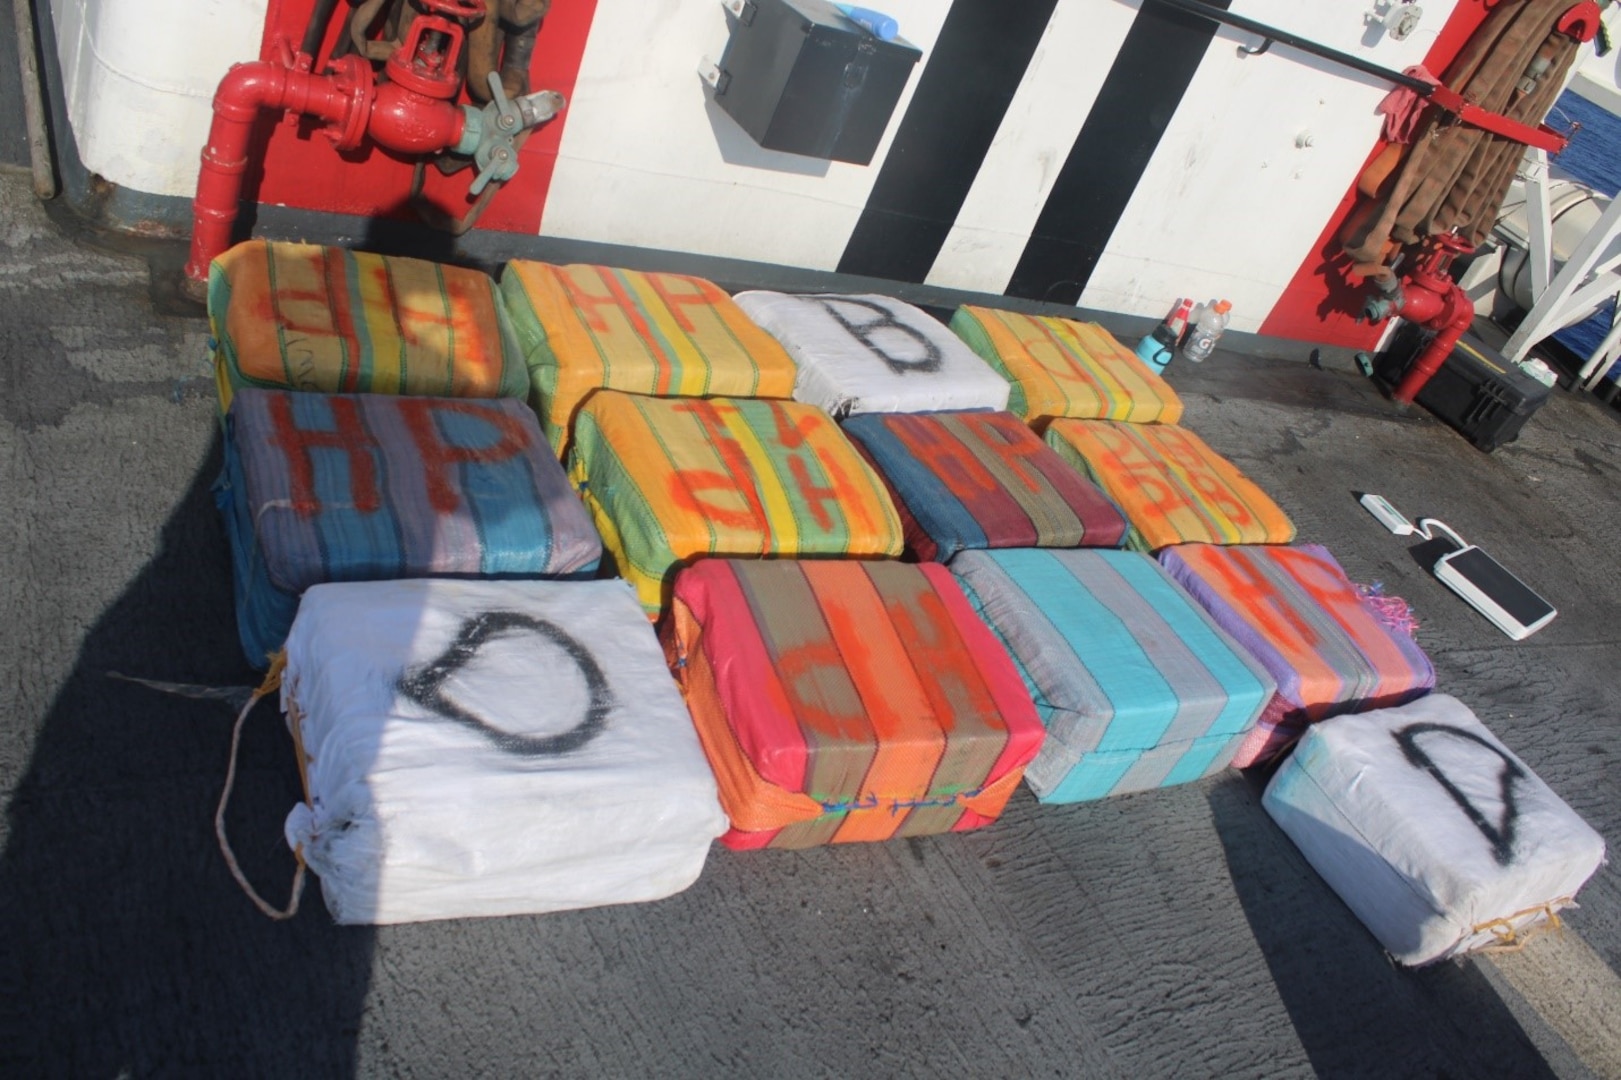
[2, 167, 1617, 1078]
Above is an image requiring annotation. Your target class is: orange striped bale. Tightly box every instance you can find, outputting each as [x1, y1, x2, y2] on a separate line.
[208, 240, 527, 413]
[569, 392, 902, 615]
[1045, 420, 1295, 552]
[950, 306, 1183, 425]
[499, 261, 798, 454]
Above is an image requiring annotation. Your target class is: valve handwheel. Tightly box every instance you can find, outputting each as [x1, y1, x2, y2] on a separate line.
[417, 0, 486, 20]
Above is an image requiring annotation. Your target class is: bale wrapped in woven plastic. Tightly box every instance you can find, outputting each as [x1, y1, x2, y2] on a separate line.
[949, 306, 1182, 426]
[281, 578, 727, 925]
[1160, 543, 1435, 767]
[841, 410, 1127, 562]
[1044, 419, 1295, 552]
[499, 262, 797, 454]
[217, 390, 600, 667]
[952, 548, 1275, 803]
[208, 240, 527, 414]
[1264, 694, 1606, 966]
[663, 559, 1044, 848]
[732, 291, 1009, 416]
[569, 392, 902, 615]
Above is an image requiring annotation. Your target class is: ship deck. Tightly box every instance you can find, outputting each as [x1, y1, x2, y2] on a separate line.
[2, 165, 1619, 1078]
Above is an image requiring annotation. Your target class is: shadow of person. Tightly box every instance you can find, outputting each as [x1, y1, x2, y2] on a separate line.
[1207, 771, 1557, 1079]
[0, 441, 375, 1075]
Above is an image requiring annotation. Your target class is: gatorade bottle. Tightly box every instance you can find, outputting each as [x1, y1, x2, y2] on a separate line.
[1134, 298, 1192, 374]
[1181, 299, 1231, 364]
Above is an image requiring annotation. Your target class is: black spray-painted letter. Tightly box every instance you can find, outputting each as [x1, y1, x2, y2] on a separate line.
[816, 297, 943, 375]
[398, 611, 612, 756]
[1393, 722, 1525, 866]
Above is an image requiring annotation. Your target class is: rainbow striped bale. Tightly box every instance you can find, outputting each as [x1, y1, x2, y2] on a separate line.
[208, 240, 527, 413]
[1159, 543, 1435, 767]
[949, 306, 1183, 426]
[952, 548, 1276, 803]
[569, 392, 902, 615]
[1044, 419, 1295, 552]
[664, 559, 1045, 848]
[841, 410, 1127, 561]
[219, 389, 600, 667]
[499, 262, 798, 453]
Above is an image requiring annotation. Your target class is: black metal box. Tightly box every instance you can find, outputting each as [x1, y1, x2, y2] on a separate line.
[1376, 326, 1554, 452]
[714, 0, 921, 165]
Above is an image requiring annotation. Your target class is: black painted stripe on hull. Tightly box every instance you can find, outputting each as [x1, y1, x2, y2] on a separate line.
[1006, 0, 1232, 305]
[837, 0, 1060, 283]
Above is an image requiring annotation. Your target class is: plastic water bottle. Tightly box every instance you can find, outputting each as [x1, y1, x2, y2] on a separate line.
[1181, 299, 1231, 364]
[1134, 297, 1192, 374]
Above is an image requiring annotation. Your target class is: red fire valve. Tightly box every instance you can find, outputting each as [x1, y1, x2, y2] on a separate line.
[385, 1, 476, 101]
[1360, 233, 1477, 405]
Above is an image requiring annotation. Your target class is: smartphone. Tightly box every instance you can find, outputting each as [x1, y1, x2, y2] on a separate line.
[1433, 545, 1556, 640]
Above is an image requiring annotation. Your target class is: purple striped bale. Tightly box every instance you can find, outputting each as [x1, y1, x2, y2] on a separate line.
[219, 389, 600, 666]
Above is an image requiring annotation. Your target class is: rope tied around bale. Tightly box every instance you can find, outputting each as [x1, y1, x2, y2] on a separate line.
[1473, 897, 1575, 955]
[216, 652, 307, 920]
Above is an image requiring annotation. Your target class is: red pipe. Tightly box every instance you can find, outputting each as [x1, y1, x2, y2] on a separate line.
[1391, 282, 1474, 404]
[181, 51, 467, 301]
[183, 59, 365, 295]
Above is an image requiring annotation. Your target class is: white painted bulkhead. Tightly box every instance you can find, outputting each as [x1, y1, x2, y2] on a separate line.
[49, 0, 265, 199]
[1071, 1, 1445, 332]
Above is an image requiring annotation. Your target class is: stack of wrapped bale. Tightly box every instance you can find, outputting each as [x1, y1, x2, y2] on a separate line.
[1160, 543, 1435, 766]
[951, 548, 1275, 802]
[208, 243, 732, 925]
[663, 560, 1044, 847]
[948, 305, 1294, 553]
[499, 262, 798, 454]
[502, 264, 902, 618]
[1264, 694, 1605, 966]
[209, 242, 602, 667]
[736, 294, 1127, 563]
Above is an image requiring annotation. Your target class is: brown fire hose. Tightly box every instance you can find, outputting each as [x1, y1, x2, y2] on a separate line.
[1341, 0, 1584, 267]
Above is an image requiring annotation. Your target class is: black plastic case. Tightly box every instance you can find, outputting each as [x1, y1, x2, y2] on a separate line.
[713, 0, 922, 165]
[1376, 326, 1554, 452]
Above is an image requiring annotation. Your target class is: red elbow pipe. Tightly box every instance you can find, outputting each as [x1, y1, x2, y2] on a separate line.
[180, 51, 466, 302]
[1391, 284, 1473, 404]
[183, 60, 368, 295]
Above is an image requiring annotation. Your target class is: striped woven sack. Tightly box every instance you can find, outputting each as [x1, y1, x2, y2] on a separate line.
[208, 240, 527, 413]
[569, 392, 902, 615]
[499, 262, 798, 453]
[664, 559, 1045, 848]
[949, 306, 1183, 425]
[951, 548, 1276, 804]
[731, 291, 1010, 415]
[1044, 419, 1295, 552]
[1159, 543, 1435, 768]
[218, 389, 601, 667]
[841, 410, 1127, 561]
